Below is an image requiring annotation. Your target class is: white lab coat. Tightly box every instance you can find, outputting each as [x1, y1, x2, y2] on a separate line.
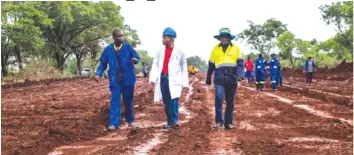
[149, 47, 189, 102]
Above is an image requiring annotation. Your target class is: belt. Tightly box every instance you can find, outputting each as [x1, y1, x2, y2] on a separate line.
[161, 73, 168, 76]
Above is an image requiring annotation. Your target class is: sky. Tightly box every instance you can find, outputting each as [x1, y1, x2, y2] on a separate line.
[114, 0, 339, 61]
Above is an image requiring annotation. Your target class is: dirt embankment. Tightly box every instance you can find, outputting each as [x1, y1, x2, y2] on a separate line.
[282, 61, 353, 81]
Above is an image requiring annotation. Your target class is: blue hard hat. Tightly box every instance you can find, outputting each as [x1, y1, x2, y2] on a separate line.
[163, 27, 177, 38]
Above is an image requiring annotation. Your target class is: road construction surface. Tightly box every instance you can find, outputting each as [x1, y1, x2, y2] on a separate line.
[2, 67, 353, 155]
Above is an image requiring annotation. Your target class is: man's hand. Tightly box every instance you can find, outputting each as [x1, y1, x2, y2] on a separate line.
[206, 77, 212, 85]
[94, 75, 101, 83]
[131, 58, 138, 64]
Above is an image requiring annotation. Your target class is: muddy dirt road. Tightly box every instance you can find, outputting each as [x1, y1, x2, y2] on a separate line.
[2, 73, 353, 155]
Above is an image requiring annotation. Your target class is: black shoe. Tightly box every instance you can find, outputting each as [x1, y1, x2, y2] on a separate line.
[225, 124, 235, 130]
[171, 123, 179, 129]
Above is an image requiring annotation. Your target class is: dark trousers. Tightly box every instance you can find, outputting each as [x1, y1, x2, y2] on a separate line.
[160, 75, 179, 126]
[109, 83, 135, 127]
[306, 72, 313, 84]
[214, 84, 237, 125]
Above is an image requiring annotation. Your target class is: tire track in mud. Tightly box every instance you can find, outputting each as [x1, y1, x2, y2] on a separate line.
[146, 78, 213, 155]
[282, 83, 352, 99]
[47, 78, 198, 155]
[241, 85, 353, 126]
[132, 79, 197, 155]
[205, 84, 245, 155]
[279, 84, 353, 108]
[231, 86, 352, 155]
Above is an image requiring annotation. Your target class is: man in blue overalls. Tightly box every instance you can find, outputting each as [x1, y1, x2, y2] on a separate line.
[255, 54, 266, 91]
[269, 54, 280, 90]
[95, 29, 140, 131]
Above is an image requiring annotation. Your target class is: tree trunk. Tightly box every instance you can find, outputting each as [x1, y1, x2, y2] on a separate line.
[1, 55, 8, 77]
[74, 51, 83, 76]
[14, 46, 23, 71]
[290, 57, 295, 69]
[76, 56, 82, 76]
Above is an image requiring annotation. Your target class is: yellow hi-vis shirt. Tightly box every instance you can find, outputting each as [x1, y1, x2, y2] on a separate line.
[209, 43, 241, 68]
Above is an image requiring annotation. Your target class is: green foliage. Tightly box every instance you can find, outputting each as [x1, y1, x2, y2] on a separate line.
[320, 1, 353, 58]
[187, 56, 208, 72]
[1, 1, 52, 76]
[276, 31, 297, 68]
[134, 50, 153, 73]
[238, 18, 287, 54]
[1, 1, 141, 79]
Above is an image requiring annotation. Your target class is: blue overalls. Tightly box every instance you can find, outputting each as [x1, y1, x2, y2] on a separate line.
[277, 68, 283, 86]
[96, 42, 140, 128]
[269, 57, 280, 90]
[255, 58, 266, 90]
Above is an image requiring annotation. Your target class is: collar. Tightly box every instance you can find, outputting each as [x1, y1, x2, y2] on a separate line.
[218, 42, 233, 47]
[113, 43, 123, 51]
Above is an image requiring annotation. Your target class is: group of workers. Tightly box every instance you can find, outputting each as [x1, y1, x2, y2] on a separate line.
[244, 54, 283, 91]
[94, 27, 316, 131]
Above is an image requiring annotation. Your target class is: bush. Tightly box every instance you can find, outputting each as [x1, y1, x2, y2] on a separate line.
[2, 60, 69, 84]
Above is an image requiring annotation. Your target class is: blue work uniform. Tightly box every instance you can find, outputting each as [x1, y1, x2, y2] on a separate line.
[269, 57, 280, 90]
[96, 42, 140, 128]
[277, 67, 283, 86]
[255, 58, 266, 90]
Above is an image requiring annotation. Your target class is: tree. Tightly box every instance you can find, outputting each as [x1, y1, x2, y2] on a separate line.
[276, 31, 297, 68]
[319, 37, 350, 60]
[38, 1, 124, 70]
[134, 50, 153, 73]
[187, 56, 208, 72]
[238, 18, 287, 54]
[123, 24, 141, 48]
[320, 1, 353, 58]
[1, 1, 52, 76]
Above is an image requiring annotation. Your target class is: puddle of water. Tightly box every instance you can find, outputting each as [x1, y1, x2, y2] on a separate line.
[278, 137, 340, 143]
[133, 133, 167, 155]
[179, 106, 192, 119]
[48, 151, 63, 155]
[262, 124, 285, 129]
[131, 78, 198, 155]
[264, 92, 293, 104]
[217, 149, 245, 155]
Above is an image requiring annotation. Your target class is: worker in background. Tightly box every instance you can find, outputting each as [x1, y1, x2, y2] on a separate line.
[245, 56, 254, 83]
[277, 65, 283, 87]
[95, 29, 140, 131]
[206, 28, 244, 130]
[269, 54, 280, 90]
[255, 54, 266, 91]
[304, 56, 316, 85]
[149, 27, 189, 129]
[142, 62, 149, 78]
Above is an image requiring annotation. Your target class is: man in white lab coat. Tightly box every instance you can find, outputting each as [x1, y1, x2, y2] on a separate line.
[149, 27, 189, 129]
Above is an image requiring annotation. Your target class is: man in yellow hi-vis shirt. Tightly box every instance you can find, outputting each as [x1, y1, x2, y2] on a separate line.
[206, 28, 244, 129]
